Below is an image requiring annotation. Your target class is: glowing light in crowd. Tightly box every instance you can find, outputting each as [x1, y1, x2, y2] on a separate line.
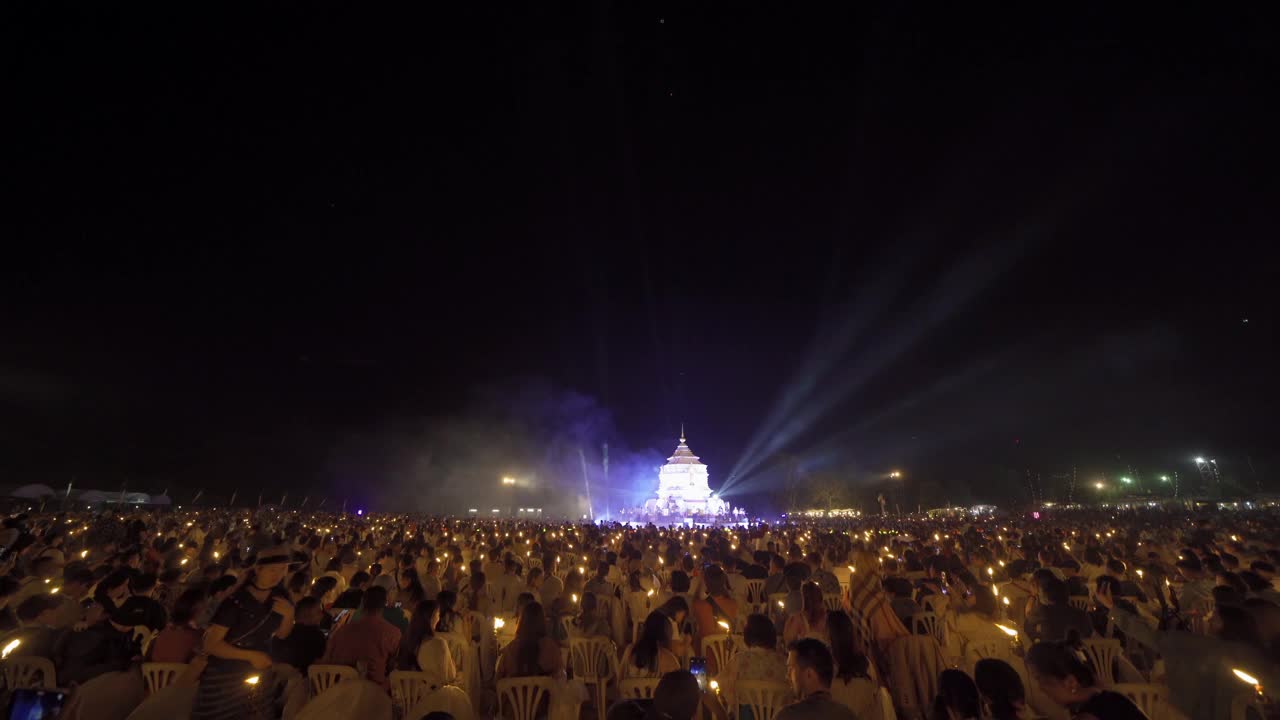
[995, 624, 1018, 638]
[717, 620, 730, 631]
[2, 639, 20, 659]
[493, 617, 505, 630]
[245, 675, 260, 685]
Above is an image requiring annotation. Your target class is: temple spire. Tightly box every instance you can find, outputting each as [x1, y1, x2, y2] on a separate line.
[680, 423, 686, 443]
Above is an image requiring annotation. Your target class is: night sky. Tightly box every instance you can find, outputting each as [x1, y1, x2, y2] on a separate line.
[5, 5, 1277, 511]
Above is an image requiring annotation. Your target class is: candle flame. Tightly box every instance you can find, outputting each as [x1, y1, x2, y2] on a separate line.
[1, 639, 19, 659]
[245, 675, 260, 685]
[1233, 668, 1260, 686]
[995, 624, 1018, 638]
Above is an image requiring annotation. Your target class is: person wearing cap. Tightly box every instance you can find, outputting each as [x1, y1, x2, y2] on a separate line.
[191, 549, 295, 720]
[55, 596, 144, 686]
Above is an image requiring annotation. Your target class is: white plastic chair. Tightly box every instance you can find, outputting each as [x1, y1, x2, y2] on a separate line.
[390, 670, 439, 713]
[1, 656, 57, 689]
[700, 634, 736, 677]
[406, 685, 476, 720]
[307, 663, 359, 697]
[140, 662, 188, 694]
[744, 580, 767, 612]
[618, 677, 661, 699]
[822, 593, 843, 611]
[1080, 638, 1123, 688]
[1068, 596, 1092, 612]
[876, 687, 897, 720]
[736, 680, 792, 720]
[910, 611, 943, 646]
[496, 676, 555, 720]
[1112, 682, 1167, 718]
[570, 636, 618, 720]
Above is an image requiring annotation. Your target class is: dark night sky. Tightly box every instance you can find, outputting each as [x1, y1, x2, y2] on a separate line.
[4, 4, 1277, 508]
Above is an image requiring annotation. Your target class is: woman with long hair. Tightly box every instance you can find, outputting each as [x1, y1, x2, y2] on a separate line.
[657, 595, 691, 657]
[397, 599, 456, 687]
[974, 658, 1027, 720]
[783, 582, 829, 646]
[621, 611, 681, 678]
[931, 669, 980, 720]
[825, 611, 877, 717]
[496, 601, 562, 678]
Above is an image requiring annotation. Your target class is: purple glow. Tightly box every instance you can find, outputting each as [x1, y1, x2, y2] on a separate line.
[357, 509, 364, 516]
[1031, 511, 1040, 519]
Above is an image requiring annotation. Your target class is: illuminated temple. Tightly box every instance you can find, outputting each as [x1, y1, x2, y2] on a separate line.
[642, 429, 729, 517]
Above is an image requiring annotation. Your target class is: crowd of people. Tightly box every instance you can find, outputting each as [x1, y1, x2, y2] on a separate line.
[0, 503, 1277, 719]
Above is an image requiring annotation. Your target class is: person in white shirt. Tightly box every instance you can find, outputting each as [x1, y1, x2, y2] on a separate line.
[494, 558, 524, 614]
[539, 553, 563, 608]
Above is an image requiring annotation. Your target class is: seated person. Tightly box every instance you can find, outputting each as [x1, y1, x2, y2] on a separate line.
[496, 602, 563, 679]
[271, 596, 327, 673]
[621, 612, 681, 679]
[148, 588, 205, 663]
[57, 597, 146, 686]
[323, 586, 402, 687]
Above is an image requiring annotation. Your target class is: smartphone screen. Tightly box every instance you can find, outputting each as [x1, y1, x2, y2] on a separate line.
[688, 656, 707, 691]
[7, 689, 66, 720]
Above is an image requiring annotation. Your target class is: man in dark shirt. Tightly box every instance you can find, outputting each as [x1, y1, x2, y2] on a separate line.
[57, 599, 144, 686]
[743, 552, 769, 580]
[1026, 577, 1093, 643]
[272, 596, 327, 673]
[777, 639, 857, 720]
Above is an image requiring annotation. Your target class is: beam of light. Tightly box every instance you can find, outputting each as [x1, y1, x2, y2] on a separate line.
[723, 238, 1029, 494]
[725, 250, 920, 487]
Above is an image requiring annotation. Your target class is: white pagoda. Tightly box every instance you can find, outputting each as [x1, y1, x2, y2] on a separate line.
[644, 429, 727, 516]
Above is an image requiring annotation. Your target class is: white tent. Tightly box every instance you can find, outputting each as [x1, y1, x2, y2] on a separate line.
[10, 484, 57, 499]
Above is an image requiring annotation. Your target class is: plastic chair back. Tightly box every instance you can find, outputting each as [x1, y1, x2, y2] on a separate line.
[496, 675, 554, 720]
[389, 670, 437, 713]
[571, 636, 617, 720]
[307, 663, 359, 697]
[735, 680, 792, 720]
[140, 662, 188, 694]
[700, 634, 736, 676]
[1, 655, 57, 689]
[1080, 638, 1122, 688]
[822, 593, 843, 611]
[910, 611, 943, 646]
[1068, 596, 1091, 612]
[406, 685, 475, 720]
[1112, 683, 1167, 718]
[618, 677, 661, 699]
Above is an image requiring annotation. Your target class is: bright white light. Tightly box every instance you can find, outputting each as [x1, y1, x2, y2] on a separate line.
[1233, 668, 1260, 686]
[1195, 457, 1206, 464]
[245, 675, 260, 685]
[2, 639, 20, 659]
[994, 624, 1018, 638]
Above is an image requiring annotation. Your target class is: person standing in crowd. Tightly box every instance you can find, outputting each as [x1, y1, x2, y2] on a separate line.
[776, 638, 857, 720]
[192, 551, 295, 720]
